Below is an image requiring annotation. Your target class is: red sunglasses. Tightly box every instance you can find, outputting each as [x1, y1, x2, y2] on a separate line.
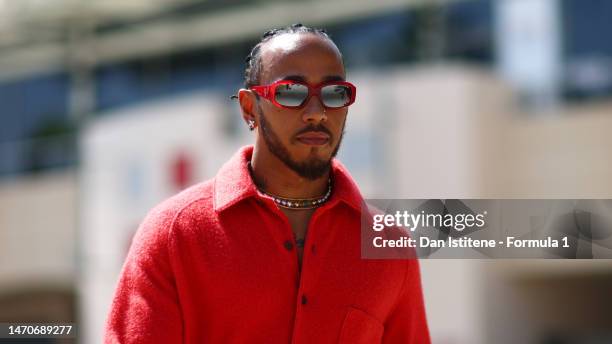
[251, 80, 356, 109]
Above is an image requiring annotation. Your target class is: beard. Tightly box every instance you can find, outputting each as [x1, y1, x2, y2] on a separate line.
[257, 104, 345, 181]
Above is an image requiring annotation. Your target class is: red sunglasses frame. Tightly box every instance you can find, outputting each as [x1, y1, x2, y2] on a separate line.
[250, 80, 357, 109]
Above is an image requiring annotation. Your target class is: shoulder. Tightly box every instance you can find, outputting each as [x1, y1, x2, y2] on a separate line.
[131, 179, 215, 251]
[149, 178, 214, 224]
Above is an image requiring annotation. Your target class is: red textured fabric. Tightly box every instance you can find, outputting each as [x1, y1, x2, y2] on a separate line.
[104, 145, 430, 344]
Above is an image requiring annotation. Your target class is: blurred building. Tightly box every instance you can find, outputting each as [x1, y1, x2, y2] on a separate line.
[1, 1, 612, 343]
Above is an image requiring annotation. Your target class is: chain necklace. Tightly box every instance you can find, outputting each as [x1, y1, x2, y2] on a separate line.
[248, 162, 332, 209]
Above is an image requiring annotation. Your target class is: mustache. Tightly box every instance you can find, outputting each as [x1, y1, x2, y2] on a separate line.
[294, 124, 333, 138]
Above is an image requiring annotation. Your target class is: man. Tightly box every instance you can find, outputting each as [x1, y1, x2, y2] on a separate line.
[105, 23, 430, 343]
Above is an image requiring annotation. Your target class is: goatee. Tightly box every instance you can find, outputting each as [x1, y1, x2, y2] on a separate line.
[257, 105, 344, 181]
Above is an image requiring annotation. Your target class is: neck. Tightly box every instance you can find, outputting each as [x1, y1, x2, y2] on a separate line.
[250, 144, 330, 199]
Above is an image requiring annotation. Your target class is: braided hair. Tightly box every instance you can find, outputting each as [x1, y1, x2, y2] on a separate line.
[243, 23, 337, 89]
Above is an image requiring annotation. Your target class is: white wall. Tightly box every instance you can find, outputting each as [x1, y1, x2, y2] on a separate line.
[0, 171, 77, 291]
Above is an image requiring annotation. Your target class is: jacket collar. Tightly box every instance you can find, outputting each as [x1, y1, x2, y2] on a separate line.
[213, 145, 363, 213]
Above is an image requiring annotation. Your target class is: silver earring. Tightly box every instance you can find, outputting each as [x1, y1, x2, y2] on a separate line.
[247, 120, 255, 131]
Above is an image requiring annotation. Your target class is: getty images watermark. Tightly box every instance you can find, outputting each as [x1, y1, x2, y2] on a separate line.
[361, 200, 612, 259]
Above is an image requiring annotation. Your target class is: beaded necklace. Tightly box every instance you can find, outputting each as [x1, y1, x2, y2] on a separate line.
[248, 162, 332, 209]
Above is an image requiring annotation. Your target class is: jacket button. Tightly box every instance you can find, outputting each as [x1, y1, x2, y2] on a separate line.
[284, 241, 294, 251]
[301, 295, 308, 305]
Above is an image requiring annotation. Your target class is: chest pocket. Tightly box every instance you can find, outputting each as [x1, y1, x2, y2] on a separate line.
[338, 307, 384, 344]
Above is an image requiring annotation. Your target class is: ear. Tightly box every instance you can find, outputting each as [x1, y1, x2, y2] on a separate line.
[238, 89, 258, 125]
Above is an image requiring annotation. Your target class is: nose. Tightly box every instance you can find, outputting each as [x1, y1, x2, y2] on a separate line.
[301, 94, 327, 124]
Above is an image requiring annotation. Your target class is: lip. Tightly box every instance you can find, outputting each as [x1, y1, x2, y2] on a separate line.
[296, 132, 330, 146]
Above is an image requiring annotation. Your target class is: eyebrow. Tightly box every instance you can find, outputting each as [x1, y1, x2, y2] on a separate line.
[279, 74, 345, 83]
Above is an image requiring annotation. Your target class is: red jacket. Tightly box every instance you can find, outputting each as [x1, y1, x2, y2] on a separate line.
[105, 145, 430, 343]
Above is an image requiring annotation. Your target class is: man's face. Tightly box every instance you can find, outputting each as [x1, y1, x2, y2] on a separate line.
[255, 33, 348, 180]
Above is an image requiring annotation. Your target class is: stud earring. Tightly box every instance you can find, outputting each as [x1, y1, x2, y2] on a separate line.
[247, 120, 255, 131]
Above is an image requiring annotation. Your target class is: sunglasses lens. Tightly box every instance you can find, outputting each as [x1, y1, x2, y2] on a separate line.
[275, 83, 309, 107]
[321, 84, 352, 108]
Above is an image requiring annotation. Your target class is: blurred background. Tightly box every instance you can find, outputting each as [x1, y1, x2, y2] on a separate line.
[1, 0, 612, 343]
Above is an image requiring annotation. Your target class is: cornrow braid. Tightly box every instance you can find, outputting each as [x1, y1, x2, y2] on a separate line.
[243, 23, 334, 89]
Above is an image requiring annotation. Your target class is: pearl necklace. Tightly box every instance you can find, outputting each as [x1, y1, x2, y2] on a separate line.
[248, 162, 332, 209]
